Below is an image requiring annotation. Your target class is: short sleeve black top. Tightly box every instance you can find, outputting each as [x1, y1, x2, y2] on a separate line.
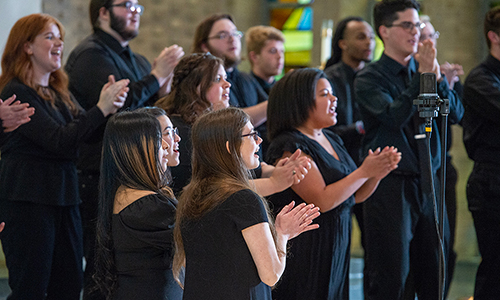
[181, 189, 271, 300]
[112, 193, 177, 300]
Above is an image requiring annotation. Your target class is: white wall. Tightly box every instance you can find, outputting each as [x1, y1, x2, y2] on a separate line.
[0, 0, 42, 67]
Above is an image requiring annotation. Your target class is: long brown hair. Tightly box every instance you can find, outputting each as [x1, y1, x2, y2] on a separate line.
[172, 108, 282, 285]
[0, 13, 78, 115]
[155, 53, 223, 125]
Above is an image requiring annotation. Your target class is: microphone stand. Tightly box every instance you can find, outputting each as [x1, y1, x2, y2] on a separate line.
[413, 73, 449, 300]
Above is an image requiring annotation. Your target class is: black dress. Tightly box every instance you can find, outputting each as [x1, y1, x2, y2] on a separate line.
[112, 193, 182, 300]
[266, 129, 356, 300]
[181, 189, 272, 300]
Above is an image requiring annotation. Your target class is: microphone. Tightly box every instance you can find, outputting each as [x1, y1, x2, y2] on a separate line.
[413, 73, 440, 136]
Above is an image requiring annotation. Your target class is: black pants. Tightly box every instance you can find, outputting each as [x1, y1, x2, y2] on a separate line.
[466, 162, 500, 300]
[0, 201, 83, 300]
[363, 173, 451, 300]
[78, 171, 105, 300]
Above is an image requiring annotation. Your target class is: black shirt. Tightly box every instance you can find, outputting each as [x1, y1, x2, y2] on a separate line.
[226, 67, 267, 108]
[181, 189, 271, 300]
[355, 53, 462, 174]
[0, 79, 106, 205]
[463, 54, 500, 163]
[65, 29, 160, 171]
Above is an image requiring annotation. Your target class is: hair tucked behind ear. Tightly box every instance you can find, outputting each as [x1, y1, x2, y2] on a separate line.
[94, 111, 174, 299]
[172, 108, 283, 286]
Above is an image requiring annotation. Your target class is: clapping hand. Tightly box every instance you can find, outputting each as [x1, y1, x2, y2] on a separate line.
[360, 146, 401, 180]
[270, 149, 312, 190]
[275, 201, 320, 240]
[0, 94, 35, 132]
[97, 75, 130, 116]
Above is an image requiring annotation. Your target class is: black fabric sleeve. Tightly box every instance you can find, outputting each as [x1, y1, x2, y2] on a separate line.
[223, 189, 269, 231]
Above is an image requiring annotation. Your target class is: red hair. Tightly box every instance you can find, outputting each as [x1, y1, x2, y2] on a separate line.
[0, 13, 77, 114]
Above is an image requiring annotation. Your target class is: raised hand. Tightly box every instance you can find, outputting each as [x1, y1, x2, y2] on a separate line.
[270, 149, 311, 189]
[440, 62, 464, 89]
[275, 201, 320, 240]
[0, 94, 35, 132]
[97, 75, 130, 116]
[415, 39, 441, 81]
[151, 44, 185, 87]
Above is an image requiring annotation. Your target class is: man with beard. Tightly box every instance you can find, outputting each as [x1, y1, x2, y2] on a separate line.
[192, 14, 268, 128]
[65, 1, 183, 299]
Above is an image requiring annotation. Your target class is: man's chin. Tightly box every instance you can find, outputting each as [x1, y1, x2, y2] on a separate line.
[223, 56, 241, 70]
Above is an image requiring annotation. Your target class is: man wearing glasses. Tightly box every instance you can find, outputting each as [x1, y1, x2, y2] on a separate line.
[65, 1, 184, 299]
[192, 14, 268, 129]
[355, 0, 461, 299]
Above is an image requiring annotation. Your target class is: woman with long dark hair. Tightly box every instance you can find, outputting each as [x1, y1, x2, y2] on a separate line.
[0, 13, 128, 299]
[173, 107, 320, 299]
[94, 110, 182, 300]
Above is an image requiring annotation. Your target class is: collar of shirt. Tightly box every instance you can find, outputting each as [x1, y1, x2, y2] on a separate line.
[95, 28, 128, 57]
[337, 61, 357, 82]
[250, 71, 275, 90]
[379, 53, 418, 78]
[486, 54, 500, 76]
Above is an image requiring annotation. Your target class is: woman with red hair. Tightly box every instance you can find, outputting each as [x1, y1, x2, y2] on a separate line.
[0, 13, 129, 300]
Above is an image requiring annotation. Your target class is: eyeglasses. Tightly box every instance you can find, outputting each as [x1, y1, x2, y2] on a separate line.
[387, 21, 425, 32]
[108, 1, 144, 15]
[241, 131, 260, 142]
[163, 127, 179, 139]
[420, 31, 440, 41]
[207, 31, 244, 41]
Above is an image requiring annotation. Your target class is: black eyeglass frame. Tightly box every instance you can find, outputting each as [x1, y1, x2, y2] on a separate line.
[241, 131, 260, 142]
[108, 1, 144, 15]
[386, 21, 426, 32]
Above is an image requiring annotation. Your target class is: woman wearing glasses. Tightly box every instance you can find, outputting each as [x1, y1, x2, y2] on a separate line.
[266, 68, 401, 299]
[155, 53, 309, 197]
[0, 14, 128, 300]
[94, 110, 182, 300]
[173, 107, 320, 300]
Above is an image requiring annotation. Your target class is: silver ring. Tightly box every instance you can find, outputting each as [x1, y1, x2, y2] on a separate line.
[292, 170, 296, 175]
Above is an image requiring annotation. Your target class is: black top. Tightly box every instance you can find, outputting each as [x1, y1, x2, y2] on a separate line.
[324, 61, 364, 165]
[266, 129, 356, 300]
[181, 189, 271, 300]
[0, 78, 106, 205]
[112, 193, 180, 300]
[169, 115, 192, 195]
[226, 67, 267, 109]
[65, 29, 159, 171]
[249, 71, 273, 159]
[463, 54, 500, 164]
[355, 53, 463, 175]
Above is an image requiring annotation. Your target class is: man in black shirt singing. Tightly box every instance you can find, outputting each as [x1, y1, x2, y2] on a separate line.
[354, 0, 462, 299]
